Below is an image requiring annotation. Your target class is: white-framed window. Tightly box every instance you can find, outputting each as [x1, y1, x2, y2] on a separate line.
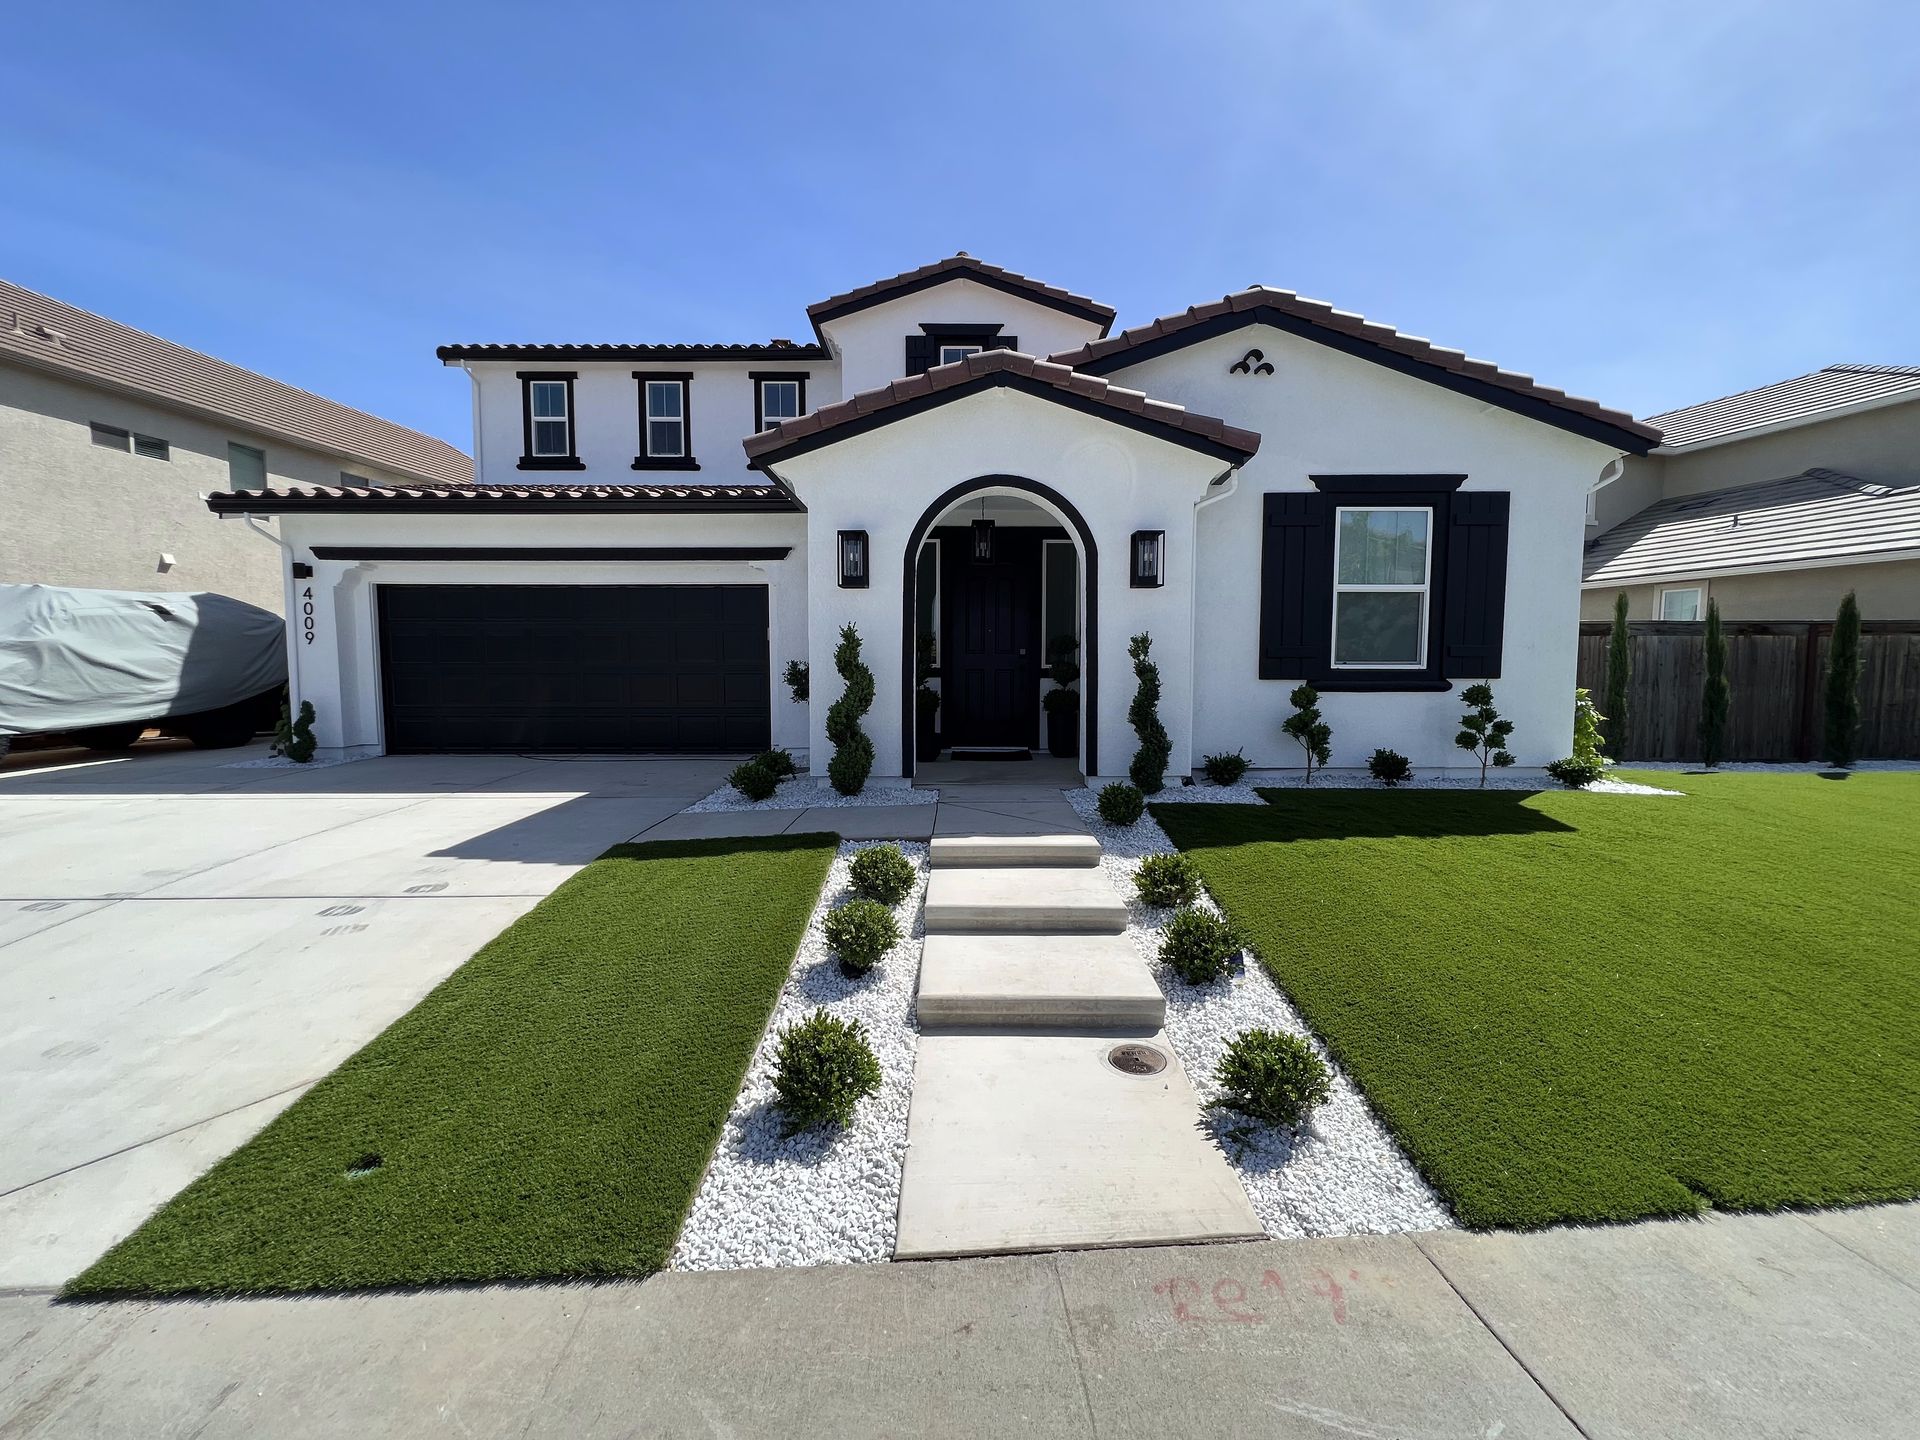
[1331, 506, 1432, 668]
[644, 378, 687, 457]
[1659, 586, 1703, 621]
[227, 441, 267, 491]
[757, 377, 802, 432]
[527, 379, 571, 457]
[939, 344, 983, 365]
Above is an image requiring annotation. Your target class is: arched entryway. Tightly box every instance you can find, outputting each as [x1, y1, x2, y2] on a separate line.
[899, 475, 1098, 779]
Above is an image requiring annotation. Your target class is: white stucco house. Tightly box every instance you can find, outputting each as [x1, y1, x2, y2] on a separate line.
[207, 254, 1658, 779]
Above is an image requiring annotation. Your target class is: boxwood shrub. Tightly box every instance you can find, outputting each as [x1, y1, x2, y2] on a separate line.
[849, 843, 915, 906]
[728, 756, 779, 801]
[1206, 1028, 1332, 1129]
[1200, 750, 1250, 786]
[1546, 755, 1607, 788]
[1367, 748, 1413, 787]
[822, 897, 898, 977]
[1158, 905, 1240, 985]
[1134, 852, 1200, 908]
[1097, 781, 1145, 827]
[771, 1010, 883, 1136]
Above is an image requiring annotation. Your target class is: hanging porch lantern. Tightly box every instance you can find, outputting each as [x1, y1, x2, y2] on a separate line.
[837, 529, 869, 588]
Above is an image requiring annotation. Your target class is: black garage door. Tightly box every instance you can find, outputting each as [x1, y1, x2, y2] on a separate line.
[377, 585, 770, 753]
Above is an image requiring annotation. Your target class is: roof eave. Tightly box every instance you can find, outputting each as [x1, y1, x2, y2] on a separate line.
[1582, 545, 1920, 588]
[205, 489, 803, 516]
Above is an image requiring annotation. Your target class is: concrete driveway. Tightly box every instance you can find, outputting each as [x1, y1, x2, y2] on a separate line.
[0, 743, 730, 1288]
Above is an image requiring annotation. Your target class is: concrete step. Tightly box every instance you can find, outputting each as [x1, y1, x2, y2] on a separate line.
[922, 866, 1128, 935]
[916, 933, 1165, 1029]
[929, 833, 1102, 869]
[894, 1030, 1264, 1259]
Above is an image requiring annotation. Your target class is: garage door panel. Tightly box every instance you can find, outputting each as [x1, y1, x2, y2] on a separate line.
[378, 585, 770, 754]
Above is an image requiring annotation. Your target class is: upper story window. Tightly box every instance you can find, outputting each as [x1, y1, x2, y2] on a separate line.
[632, 372, 698, 470]
[90, 423, 169, 460]
[517, 371, 583, 470]
[227, 442, 267, 491]
[339, 471, 375, 488]
[752, 371, 809, 432]
[1659, 586, 1703, 621]
[1331, 507, 1432, 668]
[906, 324, 1014, 375]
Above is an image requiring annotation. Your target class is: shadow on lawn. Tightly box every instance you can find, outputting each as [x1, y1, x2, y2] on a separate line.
[1155, 789, 1577, 843]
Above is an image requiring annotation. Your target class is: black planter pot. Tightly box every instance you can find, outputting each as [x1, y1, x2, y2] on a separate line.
[916, 709, 942, 763]
[1046, 705, 1079, 759]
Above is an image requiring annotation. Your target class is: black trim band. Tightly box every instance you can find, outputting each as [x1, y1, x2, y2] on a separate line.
[309, 546, 792, 562]
[1074, 307, 1657, 455]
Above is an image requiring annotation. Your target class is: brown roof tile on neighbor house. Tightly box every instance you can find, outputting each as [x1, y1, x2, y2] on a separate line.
[1, 278, 472, 486]
[205, 480, 802, 515]
[1048, 285, 1662, 453]
[805, 253, 1117, 341]
[742, 348, 1260, 468]
[1645, 364, 1920, 449]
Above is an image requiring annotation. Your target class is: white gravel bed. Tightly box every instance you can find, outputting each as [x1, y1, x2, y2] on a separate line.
[672, 839, 928, 1270]
[1065, 787, 1455, 1239]
[1146, 769, 1682, 798]
[686, 775, 937, 812]
[221, 752, 361, 771]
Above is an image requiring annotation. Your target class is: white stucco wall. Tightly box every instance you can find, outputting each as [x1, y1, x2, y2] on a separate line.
[460, 360, 839, 488]
[768, 388, 1230, 781]
[0, 363, 420, 611]
[272, 509, 809, 755]
[1103, 326, 1627, 772]
[819, 279, 1106, 398]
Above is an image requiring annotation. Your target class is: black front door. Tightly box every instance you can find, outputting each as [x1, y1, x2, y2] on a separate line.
[943, 530, 1041, 748]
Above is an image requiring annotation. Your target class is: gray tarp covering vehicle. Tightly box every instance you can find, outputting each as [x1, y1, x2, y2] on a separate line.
[0, 585, 286, 758]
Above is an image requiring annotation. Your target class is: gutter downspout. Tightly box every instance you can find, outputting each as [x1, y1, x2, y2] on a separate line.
[461, 362, 484, 481]
[1185, 465, 1241, 779]
[1588, 455, 1625, 526]
[241, 513, 303, 715]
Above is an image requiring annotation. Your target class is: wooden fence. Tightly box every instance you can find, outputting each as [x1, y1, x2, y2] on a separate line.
[1574, 620, 1920, 762]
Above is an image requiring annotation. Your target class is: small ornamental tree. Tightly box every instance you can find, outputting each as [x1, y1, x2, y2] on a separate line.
[1824, 590, 1862, 768]
[1454, 682, 1515, 785]
[1571, 687, 1605, 767]
[782, 660, 809, 704]
[825, 623, 875, 796]
[1699, 598, 1730, 767]
[273, 699, 318, 763]
[1127, 632, 1170, 793]
[1281, 684, 1332, 783]
[1604, 592, 1631, 759]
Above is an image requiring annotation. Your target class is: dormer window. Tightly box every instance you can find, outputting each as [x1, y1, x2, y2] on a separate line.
[752, 372, 809, 433]
[517, 371, 583, 470]
[632, 372, 699, 470]
[906, 324, 1015, 376]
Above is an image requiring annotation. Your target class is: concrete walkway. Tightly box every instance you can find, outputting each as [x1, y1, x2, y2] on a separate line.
[4, 1203, 1915, 1438]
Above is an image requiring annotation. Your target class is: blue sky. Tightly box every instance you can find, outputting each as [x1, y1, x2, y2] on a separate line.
[3, 2, 1913, 448]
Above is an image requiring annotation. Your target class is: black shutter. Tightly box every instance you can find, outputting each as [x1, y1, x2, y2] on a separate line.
[904, 336, 934, 375]
[1441, 491, 1511, 678]
[1259, 493, 1333, 680]
[990, 334, 1018, 353]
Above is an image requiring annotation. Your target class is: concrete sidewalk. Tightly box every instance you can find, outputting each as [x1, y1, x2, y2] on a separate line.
[4, 1203, 1915, 1438]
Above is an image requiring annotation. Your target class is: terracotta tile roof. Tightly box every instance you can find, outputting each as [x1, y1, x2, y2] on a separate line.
[436, 341, 827, 362]
[1646, 365, 1920, 449]
[806, 253, 1116, 341]
[205, 480, 801, 514]
[1049, 285, 1661, 452]
[1583, 469, 1920, 585]
[1, 278, 471, 486]
[743, 347, 1259, 467]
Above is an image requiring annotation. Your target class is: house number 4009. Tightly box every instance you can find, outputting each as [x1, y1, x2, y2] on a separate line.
[301, 586, 316, 644]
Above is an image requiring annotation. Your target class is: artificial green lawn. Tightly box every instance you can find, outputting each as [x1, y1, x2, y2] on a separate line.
[68, 834, 836, 1296]
[1154, 772, 1920, 1229]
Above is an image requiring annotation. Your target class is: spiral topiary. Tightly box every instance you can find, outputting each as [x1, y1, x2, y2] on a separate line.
[1127, 632, 1170, 793]
[825, 623, 875, 796]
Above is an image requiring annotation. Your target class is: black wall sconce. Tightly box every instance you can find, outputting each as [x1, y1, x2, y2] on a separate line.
[1130, 530, 1166, 588]
[291, 561, 314, 579]
[837, 529, 869, 588]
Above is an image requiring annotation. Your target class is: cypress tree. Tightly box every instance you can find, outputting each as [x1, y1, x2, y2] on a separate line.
[1699, 599, 1729, 767]
[1126, 633, 1170, 793]
[1824, 591, 1862, 768]
[1604, 591, 1631, 759]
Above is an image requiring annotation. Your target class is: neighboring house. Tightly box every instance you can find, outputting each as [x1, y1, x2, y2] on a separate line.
[0, 280, 471, 612]
[206, 254, 1657, 775]
[1582, 365, 1920, 621]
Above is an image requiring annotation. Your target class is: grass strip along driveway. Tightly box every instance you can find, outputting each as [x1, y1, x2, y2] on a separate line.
[69, 834, 835, 1296]
[1155, 772, 1920, 1229]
